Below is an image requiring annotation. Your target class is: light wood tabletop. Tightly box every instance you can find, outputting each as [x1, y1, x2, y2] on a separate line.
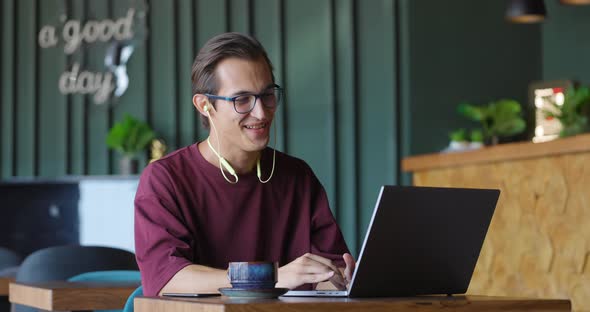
[135, 295, 571, 312]
[9, 280, 140, 311]
[0, 277, 15, 296]
[401, 132, 590, 172]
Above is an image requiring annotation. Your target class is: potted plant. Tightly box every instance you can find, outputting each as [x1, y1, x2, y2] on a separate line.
[106, 114, 156, 175]
[544, 86, 590, 137]
[470, 129, 484, 149]
[457, 99, 526, 145]
[448, 128, 469, 151]
[443, 128, 471, 153]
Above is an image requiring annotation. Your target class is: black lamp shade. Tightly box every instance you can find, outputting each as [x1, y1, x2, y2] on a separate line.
[506, 0, 547, 23]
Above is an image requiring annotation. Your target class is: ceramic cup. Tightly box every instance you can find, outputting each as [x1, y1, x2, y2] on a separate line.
[228, 261, 278, 289]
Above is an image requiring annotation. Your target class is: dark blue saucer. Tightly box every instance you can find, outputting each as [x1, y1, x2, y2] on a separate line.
[218, 287, 289, 298]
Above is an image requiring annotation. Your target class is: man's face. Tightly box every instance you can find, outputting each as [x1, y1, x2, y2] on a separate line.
[209, 57, 276, 156]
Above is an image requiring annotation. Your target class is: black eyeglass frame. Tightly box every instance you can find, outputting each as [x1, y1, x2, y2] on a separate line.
[204, 84, 283, 114]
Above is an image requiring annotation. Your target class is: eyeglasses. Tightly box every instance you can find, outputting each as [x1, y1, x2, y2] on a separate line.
[205, 84, 283, 114]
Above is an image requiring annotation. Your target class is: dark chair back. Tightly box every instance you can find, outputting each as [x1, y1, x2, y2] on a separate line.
[16, 245, 137, 282]
[0, 247, 21, 312]
[67, 270, 142, 312]
[14, 245, 138, 312]
[0, 247, 21, 270]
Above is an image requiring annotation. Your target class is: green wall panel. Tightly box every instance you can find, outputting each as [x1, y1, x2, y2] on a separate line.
[334, 0, 359, 255]
[38, 0, 67, 177]
[1, 0, 15, 178]
[398, 0, 412, 186]
[542, 2, 590, 85]
[149, 0, 177, 155]
[85, 0, 110, 175]
[15, 0, 37, 176]
[68, 0, 87, 175]
[356, 0, 397, 243]
[177, 0, 197, 149]
[404, 0, 542, 156]
[285, 0, 337, 212]
[230, 0, 251, 33]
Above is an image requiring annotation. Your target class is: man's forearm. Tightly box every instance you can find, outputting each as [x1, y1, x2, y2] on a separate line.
[159, 264, 231, 295]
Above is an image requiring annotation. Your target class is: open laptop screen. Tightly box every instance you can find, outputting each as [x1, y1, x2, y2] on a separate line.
[283, 185, 499, 298]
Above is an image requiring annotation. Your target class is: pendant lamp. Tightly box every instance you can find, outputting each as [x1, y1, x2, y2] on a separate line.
[506, 0, 547, 23]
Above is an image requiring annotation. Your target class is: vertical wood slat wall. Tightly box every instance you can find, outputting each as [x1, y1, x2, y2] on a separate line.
[0, 0, 401, 255]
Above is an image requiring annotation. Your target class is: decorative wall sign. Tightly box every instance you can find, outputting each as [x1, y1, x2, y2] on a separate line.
[37, 4, 147, 105]
[58, 63, 115, 105]
[528, 80, 573, 143]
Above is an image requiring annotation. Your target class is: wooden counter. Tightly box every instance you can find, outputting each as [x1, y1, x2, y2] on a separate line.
[402, 132, 590, 172]
[402, 133, 590, 311]
[135, 295, 571, 312]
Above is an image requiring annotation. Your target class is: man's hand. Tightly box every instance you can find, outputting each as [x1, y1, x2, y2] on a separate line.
[342, 253, 355, 287]
[327, 253, 355, 290]
[276, 253, 345, 290]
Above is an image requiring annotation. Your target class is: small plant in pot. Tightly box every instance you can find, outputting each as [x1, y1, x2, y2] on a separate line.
[448, 128, 469, 151]
[457, 99, 526, 145]
[444, 128, 484, 153]
[469, 129, 484, 149]
[106, 114, 156, 175]
[544, 86, 590, 137]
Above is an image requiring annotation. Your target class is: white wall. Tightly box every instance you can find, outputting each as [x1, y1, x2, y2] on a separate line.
[78, 178, 138, 252]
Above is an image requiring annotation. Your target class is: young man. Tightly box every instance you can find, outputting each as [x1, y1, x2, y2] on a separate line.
[134, 32, 355, 296]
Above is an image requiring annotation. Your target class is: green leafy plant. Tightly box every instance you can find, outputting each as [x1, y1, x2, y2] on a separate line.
[544, 86, 590, 137]
[106, 114, 156, 158]
[470, 129, 484, 143]
[457, 99, 526, 143]
[449, 128, 467, 142]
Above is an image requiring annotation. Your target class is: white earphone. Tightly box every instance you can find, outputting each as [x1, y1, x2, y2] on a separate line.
[202, 101, 277, 184]
[203, 103, 238, 183]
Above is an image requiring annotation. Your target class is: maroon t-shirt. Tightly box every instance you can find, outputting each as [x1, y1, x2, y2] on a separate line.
[134, 143, 350, 296]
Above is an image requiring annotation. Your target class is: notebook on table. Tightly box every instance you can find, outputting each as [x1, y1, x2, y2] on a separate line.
[282, 185, 500, 298]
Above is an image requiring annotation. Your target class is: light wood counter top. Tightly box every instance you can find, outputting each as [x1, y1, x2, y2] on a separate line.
[402, 133, 590, 172]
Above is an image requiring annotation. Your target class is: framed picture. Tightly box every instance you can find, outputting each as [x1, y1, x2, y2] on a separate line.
[528, 80, 574, 143]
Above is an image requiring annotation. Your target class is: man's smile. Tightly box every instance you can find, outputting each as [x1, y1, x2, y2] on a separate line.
[243, 122, 269, 130]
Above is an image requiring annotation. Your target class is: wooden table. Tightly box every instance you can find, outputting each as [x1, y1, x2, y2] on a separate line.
[0, 277, 15, 296]
[135, 295, 571, 312]
[9, 281, 140, 311]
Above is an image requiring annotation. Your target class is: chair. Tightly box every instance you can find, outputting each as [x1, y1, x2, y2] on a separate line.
[122, 286, 143, 312]
[14, 245, 138, 312]
[68, 270, 141, 283]
[0, 247, 22, 312]
[0, 247, 22, 270]
[67, 270, 142, 312]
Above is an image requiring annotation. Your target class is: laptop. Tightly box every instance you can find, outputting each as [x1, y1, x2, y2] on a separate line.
[282, 185, 499, 298]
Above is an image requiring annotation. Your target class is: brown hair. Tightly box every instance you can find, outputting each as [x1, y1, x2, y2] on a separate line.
[191, 32, 275, 129]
